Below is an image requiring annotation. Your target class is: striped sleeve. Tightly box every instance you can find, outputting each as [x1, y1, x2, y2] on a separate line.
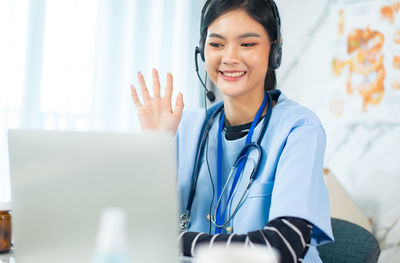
[179, 217, 313, 263]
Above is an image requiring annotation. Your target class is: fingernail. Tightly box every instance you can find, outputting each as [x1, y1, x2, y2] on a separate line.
[138, 71, 141, 75]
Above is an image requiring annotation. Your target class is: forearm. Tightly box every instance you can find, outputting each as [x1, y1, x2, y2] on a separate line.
[178, 217, 313, 263]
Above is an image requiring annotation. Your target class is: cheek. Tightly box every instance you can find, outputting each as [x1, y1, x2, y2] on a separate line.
[247, 51, 269, 69]
[246, 52, 269, 78]
[205, 53, 220, 79]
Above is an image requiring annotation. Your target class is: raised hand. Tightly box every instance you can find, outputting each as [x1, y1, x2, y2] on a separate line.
[130, 69, 184, 134]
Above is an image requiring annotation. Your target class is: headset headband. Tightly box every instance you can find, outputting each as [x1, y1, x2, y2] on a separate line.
[267, 0, 281, 45]
[198, 0, 282, 68]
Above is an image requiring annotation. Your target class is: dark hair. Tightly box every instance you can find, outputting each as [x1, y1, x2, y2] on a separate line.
[200, 0, 280, 91]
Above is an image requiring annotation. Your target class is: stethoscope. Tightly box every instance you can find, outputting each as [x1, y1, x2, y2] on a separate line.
[179, 90, 279, 233]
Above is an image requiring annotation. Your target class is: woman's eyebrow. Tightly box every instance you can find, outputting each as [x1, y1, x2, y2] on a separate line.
[208, 33, 225, 39]
[208, 32, 261, 40]
[238, 32, 261, 38]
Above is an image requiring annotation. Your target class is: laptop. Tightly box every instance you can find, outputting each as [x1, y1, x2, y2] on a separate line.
[8, 129, 180, 263]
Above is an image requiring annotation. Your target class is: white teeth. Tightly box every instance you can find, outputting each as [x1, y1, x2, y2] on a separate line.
[222, 71, 245, 77]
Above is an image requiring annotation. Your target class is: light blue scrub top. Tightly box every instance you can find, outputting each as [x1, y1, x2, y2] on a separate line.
[177, 92, 334, 262]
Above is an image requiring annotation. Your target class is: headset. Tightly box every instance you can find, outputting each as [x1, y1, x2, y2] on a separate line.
[195, 0, 282, 102]
[196, 0, 282, 70]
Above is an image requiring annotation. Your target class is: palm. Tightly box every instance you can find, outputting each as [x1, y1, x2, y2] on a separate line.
[131, 69, 184, 134]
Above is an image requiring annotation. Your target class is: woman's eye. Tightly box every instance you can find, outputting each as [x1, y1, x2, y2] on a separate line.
[241, 43, 257, 47]
[209, 42, 223, 48]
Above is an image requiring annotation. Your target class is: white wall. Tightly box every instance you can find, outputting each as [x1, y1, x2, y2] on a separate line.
[276, 0, 400, 261]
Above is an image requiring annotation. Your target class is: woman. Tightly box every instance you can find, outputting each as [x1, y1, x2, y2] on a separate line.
[131, 0, 333, 262]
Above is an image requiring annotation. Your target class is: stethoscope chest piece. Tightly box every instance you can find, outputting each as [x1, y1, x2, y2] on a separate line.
[180, 211, 191, 231]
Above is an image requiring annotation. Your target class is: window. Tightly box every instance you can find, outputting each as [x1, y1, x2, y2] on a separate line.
[0, 0, 203, 202]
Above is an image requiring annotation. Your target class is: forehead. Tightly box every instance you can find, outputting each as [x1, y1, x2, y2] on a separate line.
[207, 9, 268, 37]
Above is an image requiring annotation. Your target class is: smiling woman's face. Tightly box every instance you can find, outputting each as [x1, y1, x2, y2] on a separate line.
[205, 8, 271, 100]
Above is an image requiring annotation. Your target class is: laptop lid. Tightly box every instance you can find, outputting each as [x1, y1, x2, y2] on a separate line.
[8, 129, 179, 263]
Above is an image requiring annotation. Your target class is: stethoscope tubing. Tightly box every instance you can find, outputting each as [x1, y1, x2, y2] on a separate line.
[186, 103, 224, 214]
[181, 92, 276, 231]
[210, 142, 262, 228]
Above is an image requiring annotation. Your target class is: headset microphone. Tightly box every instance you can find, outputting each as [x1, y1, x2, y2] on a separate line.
[195, 47, 216, 102]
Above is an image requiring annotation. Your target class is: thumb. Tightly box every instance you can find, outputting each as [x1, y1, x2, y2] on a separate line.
[173, 93, 184, 118]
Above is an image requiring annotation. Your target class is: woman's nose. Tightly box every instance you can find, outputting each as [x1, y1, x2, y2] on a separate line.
[221, 45, 240, 65]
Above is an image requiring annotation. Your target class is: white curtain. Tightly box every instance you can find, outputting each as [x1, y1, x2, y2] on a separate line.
[0, 0, 204, 202]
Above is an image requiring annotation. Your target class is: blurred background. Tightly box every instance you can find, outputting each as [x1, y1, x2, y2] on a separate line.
[0, 0, 204, 201]
[1, 0, 399, 261]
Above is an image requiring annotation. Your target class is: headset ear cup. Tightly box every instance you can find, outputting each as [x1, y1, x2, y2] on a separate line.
[199, 39, 205, 62]
[269, 43, 282, 69]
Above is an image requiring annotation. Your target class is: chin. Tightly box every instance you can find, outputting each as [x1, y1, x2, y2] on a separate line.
[218, 87, 250, 98]
[218, 79, 254, 95]
[217, 79, 244, 93]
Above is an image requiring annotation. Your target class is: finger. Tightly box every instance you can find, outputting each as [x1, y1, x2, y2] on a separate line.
[152, 68, 161, 98]
[130, 85, 143, 107]
[173, 92, 184, 118]
[138, 71, 151, 103]
[164, 73, 173, 100]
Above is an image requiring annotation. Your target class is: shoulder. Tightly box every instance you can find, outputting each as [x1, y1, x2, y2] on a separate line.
[272, 92, 324, 131]
[275, 92, 322, 125]
[263, 91, 326, 147]
[180, 108, 204, 126]
[178, 101, 223, 133]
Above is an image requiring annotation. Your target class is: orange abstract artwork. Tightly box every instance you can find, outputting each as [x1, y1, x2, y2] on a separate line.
[381, 1, 400, 24]
[332, 28, 386, 112]
[394, 30, 400, 44]
[329, 99, 344, 117]
[393, 55, 400, 69]
[392, 82, 400, 90]
[338, 9, 345, 35]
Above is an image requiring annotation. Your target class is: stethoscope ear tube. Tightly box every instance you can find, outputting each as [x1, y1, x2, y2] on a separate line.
[256, 93, 273, 144]
[243, 143, 263, 182]
[232, 142, 263, 182]
[182, 104, 224, 231]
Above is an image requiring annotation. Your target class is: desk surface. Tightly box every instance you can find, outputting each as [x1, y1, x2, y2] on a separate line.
[0, 252, 191, 263]
[0, 252, 14, 263]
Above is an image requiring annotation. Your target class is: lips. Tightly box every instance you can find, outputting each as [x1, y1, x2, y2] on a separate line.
[219, 70, 247, 81]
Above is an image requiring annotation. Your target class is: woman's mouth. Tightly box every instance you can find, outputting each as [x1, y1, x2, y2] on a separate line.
[219, 71, 247, 81]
